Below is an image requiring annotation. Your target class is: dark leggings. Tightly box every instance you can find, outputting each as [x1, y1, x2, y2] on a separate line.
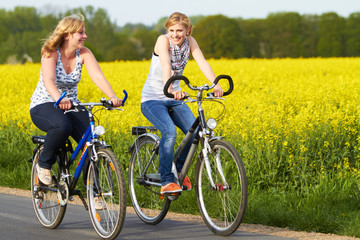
[30, 102, 89, 169]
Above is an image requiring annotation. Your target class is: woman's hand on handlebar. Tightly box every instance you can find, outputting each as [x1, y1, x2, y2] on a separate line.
[110, 97, 123, 107]
[213, 84, 224, 97]
[171, 90, 186, 100]
[59, 98, 72, 110]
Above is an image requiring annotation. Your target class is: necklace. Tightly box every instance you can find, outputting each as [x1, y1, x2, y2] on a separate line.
[61, 50, 74, 69]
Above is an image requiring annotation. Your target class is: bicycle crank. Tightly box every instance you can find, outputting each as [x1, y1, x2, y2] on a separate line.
[57, 180, 69, 206]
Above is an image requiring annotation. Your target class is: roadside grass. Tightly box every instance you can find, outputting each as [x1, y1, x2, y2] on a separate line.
[2, 122, 360, 238]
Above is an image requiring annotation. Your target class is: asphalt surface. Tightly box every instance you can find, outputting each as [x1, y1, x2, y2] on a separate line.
[0, 192, 294, 240]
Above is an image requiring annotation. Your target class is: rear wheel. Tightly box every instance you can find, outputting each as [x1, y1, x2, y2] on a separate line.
[195, 140, 247, 236]
[87, 148, 126, 240]
[129, 136, 170, 224]
[31, 145, 66, 228]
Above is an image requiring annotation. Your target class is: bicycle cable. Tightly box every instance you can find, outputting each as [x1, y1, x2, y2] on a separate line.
[203, 98, 227, 121]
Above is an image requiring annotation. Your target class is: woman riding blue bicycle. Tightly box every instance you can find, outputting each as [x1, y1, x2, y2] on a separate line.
[140, 12, 224, 195]
[30, 13, 123, 185]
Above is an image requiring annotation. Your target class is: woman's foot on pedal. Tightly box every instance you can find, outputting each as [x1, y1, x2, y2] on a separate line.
[160, 183, 182, 195]
[36, 165, 52, 185]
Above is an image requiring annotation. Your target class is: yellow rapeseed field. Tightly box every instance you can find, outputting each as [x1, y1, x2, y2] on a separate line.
[2, 58, 360, 191]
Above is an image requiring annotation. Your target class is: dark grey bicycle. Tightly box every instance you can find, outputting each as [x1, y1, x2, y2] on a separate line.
[128, 75, 247, 236]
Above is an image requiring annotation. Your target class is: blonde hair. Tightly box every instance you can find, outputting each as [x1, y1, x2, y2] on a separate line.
[41, 14, 85, 57]
[165, 12, 193, 35]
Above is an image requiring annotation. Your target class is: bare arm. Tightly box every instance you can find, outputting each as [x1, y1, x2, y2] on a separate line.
[154, 35, 185, 100]
[41, 52, 72, 109]
[81, 47, 122, 106]
[189, 36, 224, 97]
[155, 35, 172, 85]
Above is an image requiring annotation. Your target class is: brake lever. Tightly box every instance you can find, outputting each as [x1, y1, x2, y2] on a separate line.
[64, 108, 80, 114]
[206, 92, 225, 100]
[109, 108, 124, 111]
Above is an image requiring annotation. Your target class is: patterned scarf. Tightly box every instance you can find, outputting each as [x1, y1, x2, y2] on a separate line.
[167, 34, 190, 75]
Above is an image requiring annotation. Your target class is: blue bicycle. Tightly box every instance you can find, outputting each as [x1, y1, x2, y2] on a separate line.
[30, 91, 127, 240]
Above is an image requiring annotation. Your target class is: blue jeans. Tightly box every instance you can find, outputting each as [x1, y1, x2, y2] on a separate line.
[30, 102, 89, 169]
[141, 100, 196, 186]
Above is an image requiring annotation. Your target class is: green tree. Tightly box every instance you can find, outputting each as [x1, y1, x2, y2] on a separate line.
[1, 7, 43, 63]
[240, 18, 268, 58]
[300, 14, 319, 57]
[6, 7, 41, 33]
[107, 33, 140, 60]
[265, 12, 302, 58]
[133, 28, 159, 59]
[194, 15, 244, 59]
[317, 12, 346, 57]
[345, 12, 360, 56]
[153, 17, 167, 34]
[66, 6, 117, 61]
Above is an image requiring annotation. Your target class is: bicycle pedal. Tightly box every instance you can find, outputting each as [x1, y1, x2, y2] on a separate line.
[160, 192, 181, 201]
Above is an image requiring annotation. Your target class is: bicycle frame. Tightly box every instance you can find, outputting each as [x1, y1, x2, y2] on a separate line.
[136, 109, 226, 193]
[66, 121, 93, 194]
[36, 90, 128, 208]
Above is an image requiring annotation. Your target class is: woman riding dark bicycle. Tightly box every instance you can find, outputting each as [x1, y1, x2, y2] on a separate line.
[141, 12, 224, 195]
[30, 14, 122, 186]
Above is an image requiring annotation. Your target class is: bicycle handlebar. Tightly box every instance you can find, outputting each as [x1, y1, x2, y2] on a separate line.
[54, 90, 128, 109]
[163, 75, 234, 98]
[121, 90, 128, 106]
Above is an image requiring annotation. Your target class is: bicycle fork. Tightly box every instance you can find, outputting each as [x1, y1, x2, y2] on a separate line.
[202, 136, 230, 191]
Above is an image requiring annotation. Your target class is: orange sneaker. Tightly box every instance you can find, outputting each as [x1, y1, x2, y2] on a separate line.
[182, 175, 192, 191]
[160, 183, 182, 195]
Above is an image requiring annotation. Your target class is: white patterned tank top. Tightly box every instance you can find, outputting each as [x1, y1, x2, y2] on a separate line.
[30, 48, 82, 109]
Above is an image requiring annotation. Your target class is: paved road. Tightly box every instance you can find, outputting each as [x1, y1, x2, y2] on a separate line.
[0, 193, 294, 240]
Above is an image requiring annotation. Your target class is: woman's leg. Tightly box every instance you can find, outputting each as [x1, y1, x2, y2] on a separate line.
[141, 100, 177, 186]
[67, 109, 89, 142]
[30, 103, 73, 170]
[169, 101, 196, 172]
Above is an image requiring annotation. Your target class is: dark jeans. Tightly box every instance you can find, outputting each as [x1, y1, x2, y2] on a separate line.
[30, 102, 89, 169]
[141, 100, 196, 186]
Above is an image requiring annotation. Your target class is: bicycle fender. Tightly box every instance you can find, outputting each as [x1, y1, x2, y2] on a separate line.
[127, 133, 160, 153]
[209, 136, 224, 143]
[29, 143, 44, 163]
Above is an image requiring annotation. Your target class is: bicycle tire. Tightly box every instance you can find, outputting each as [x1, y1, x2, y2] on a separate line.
[195, 139, 247, 236]
[128, 136, 171, 224]
[87, 148, 126, 240]
[31, 145, 67, 229]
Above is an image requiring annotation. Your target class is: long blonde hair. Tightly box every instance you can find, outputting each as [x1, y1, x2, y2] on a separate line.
[41, 14, 85, 57]
[165, 12, 193, 35]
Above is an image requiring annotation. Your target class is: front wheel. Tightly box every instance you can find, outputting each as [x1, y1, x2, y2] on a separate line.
[195, 140, 247, 236]
[87, 148, 126, 240]
[31, 145, 66, 228]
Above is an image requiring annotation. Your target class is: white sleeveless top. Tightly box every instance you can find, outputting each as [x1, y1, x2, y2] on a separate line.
[30, 49, 82, 109]
[141, 35, 190, 103]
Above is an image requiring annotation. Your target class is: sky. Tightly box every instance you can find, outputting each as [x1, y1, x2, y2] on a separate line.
[1, 0, 359, 26]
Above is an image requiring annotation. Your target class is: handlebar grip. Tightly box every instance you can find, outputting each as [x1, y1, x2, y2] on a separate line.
[163, 75, 190, 98]
[54, 92, 67, 108]
[122, 90, 128, 106]
[213, 75, 234, 96]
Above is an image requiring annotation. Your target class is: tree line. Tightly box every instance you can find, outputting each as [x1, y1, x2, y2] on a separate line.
[1, 6, 359, 64]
